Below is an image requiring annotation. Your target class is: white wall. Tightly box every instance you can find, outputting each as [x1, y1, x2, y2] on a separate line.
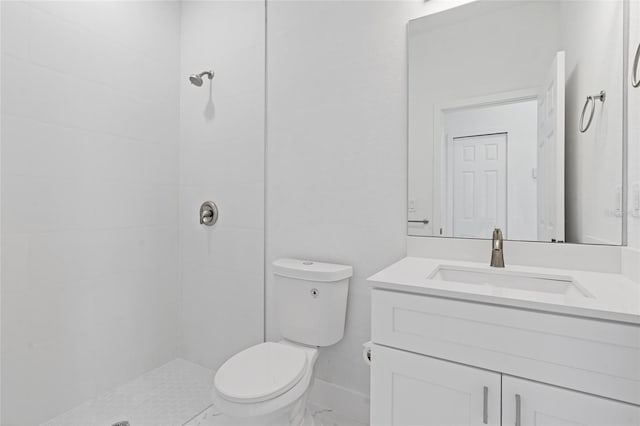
[1, 2, 181, 424]
[442, 101, 538, 241]
[178, 0, 265, 370]
[628, 0, 640, 249]
[563, 0, 624, 245]
[266, 0, 457, 399]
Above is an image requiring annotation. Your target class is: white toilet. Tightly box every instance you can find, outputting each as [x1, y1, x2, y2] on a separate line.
[211, 258, 353, 426]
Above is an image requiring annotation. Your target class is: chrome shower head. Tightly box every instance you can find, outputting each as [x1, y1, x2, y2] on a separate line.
[189, 75, 203, 87]
[189, 70, 214, 87]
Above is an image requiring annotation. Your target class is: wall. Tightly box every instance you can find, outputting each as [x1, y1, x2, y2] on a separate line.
[628, 0, 640, 249]
[266, 0, 467, 401]
[442, 101, 538, 241]
[178, 0, 265, 370]
[1, 1, 181, 425]
[266, 0, 635, 408]
[408, 1, 562, 239]
[563, 0, 624, 245]
[266, 0, 631, 404]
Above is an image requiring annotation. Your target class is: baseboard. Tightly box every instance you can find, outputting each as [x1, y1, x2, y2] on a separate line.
[308, 378, 370, 425]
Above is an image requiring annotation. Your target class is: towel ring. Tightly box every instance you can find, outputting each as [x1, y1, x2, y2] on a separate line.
[579, 90, 606, 133]
[633, 42, 640, 88]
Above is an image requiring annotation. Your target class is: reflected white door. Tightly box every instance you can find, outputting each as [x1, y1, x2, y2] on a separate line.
[537, 51, 565, 242]
[452, 133, 507, 238]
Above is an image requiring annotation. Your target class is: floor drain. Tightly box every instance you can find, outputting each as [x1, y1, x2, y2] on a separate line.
[111, 422, 130, 426]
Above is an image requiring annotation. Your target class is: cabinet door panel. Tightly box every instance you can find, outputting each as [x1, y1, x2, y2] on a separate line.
[502, 376, 640, 426]
[371, 345, 500, 426]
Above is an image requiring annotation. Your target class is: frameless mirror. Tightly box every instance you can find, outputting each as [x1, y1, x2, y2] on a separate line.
[408, 0, 626, 245]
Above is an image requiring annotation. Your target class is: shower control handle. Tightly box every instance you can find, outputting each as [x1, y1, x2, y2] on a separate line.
[200, 201, 219, 226]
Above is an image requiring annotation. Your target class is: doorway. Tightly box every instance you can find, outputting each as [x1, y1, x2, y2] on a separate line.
[451, 133, 508, 238]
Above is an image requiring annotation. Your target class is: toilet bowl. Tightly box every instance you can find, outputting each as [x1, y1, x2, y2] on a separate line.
[212, 341, 318, 426]
[211, 258, 352, 426]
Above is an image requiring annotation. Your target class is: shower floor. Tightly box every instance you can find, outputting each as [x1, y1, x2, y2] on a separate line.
[40, 359, 365, 426]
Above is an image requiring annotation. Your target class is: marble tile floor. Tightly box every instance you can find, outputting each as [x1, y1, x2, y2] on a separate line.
[185, 404, 366, 426]
[39, 359, 366, 426]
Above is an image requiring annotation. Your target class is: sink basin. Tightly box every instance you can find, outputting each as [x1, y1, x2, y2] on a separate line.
[428, 265, 593, 298]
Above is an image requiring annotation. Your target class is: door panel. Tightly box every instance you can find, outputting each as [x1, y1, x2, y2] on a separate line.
[452, 133, 507, 238]
[371, 345, 501, 426]
[502, 376, 640, 426]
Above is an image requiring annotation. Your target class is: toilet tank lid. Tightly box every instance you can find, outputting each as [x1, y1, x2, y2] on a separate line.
[273, 258, 353, 282]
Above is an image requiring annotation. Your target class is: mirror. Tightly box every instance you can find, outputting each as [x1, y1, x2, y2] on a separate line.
[408, 0, 626, 245]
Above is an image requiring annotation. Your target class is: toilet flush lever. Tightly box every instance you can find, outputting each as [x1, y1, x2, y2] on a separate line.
[200, 201, 219, 226]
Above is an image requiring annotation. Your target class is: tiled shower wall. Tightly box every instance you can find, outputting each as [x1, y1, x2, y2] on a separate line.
[1, 2, 181, 424]
[1, 1, 267, 423]
[628, 0, 640, 249]
[178, 0, 265, 371]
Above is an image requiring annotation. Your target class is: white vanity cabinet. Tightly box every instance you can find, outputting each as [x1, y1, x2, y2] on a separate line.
[370, 289, 640, 426]
[371, 345, 501, 426]
[501, 376, 640, 426]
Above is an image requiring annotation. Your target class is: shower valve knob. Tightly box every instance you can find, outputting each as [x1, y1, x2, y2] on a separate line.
[199, 201, 219, 226]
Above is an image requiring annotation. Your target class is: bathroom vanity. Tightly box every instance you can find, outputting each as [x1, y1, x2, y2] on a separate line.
[368, 257, 640, 426]
[370, 0, 640, 423]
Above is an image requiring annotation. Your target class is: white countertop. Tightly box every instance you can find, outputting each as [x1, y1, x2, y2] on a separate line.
[368, 257, 640, 325]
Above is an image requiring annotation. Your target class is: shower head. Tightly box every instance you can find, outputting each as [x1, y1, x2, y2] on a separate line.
[189, 70, 214, 87]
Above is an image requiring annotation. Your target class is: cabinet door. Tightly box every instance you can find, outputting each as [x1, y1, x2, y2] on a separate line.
[371, 345, 501, 426]
[502, 376, 640, 426]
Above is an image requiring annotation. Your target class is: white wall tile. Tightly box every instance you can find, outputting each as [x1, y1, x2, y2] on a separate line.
[178, 0, 265, 372]
[27, 1, 181, 67]
[3, 176, 178, 233]
[628, 0, 640, 249]
[181, 265, 263, 369]
[0, 0, 30, 60]
[1, 2, 181, 424]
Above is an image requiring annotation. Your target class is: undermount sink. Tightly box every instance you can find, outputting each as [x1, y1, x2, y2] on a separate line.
[428, 265, 594, 298]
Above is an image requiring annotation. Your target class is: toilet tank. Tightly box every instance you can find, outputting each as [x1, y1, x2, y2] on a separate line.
[273, 258, 353, 347]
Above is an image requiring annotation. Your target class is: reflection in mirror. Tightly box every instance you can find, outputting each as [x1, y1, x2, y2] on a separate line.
[407, 0, 625, 245]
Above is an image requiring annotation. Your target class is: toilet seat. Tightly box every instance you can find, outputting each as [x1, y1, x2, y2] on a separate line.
[214, 342, 309, 404]
[212, 341, 318, 419]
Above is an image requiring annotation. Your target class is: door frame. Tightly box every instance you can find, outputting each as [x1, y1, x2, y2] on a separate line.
[433, 88, 539, 237]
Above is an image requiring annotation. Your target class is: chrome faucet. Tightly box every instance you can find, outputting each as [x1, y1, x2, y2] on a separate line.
[490, 228, 505, 268]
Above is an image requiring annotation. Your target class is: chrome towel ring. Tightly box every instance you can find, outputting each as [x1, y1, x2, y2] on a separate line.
[633, 42, 640, 88]
[579, 90, 606, 133]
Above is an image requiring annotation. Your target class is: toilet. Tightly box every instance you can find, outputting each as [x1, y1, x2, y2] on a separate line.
[211, 258, 353, 426]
